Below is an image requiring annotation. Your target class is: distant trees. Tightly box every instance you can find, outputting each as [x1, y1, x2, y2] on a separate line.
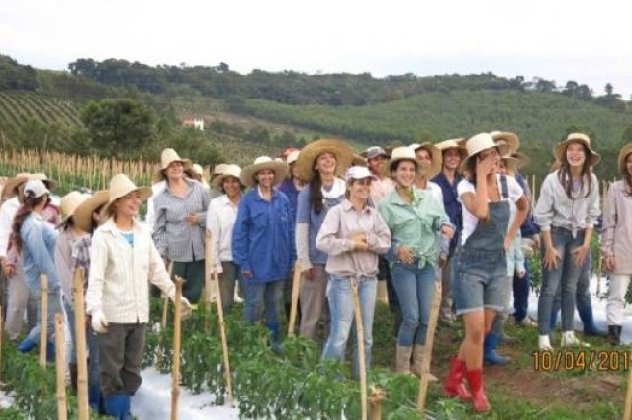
[0, 55, 38, 90]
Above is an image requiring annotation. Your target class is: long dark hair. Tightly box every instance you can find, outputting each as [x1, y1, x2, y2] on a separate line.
[310, 172, 324, 214]
[10, 195, 48, 254]
[557, 143, 593, 199]
[623, 152, 632, 197]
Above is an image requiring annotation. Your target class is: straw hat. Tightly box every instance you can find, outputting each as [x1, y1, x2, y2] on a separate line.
[156, 148, 192, 180]
[101, 174, 152, 217]
[553, 133, 601, 167]
[74, 190, 110, 233]
[351, 154, 368, 167]
[240, 156, 288, 188]
[410, 143, 442, 178]
[4, 173, 30, 198]
[618, 143, 632, 175]
[294, 139, 354, 182]
[501, 152, 529, 171]
[461, 133, 510, 171]
[59, 191, 90, 224]
[491, 131, 520, 155]
[435, 138, 468, 160]
[286, 150, 300, 165]
[212, 164, 242, 188]
[192, 163, 204, 176]
[389, 146, 418, 170]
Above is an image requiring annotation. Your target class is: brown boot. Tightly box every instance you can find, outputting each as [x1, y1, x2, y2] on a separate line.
[69, 363, 78, 393]
[411, 345, 437, 381]
[394, 345, 413, 374]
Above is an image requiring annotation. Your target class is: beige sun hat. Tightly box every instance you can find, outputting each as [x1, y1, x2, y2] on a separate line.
[74, 190, 110, 233]
[192, 163, 204, 176]
[410, 142, 442, 178]
[286, 150, 300, 165]
[4, 173, 31, 198]
[389, 146, 418, 170]
[460, 132, 510, 172]
[101, 174, 152, 218]
[501, 151, 529, 171]
[155, 148, 192, 180]
[491, 131, 520, 155]
[553, 133, 601, 167]
[435, 138, 468, 160]
[240, 156, 288, 188]
[294, 139, 354, 182]
[59, 191, 90, 224]
[618, 143, 632, 175]
[212, 164, 243, 188]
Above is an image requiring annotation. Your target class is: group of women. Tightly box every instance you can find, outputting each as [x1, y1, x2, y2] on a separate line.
[1, 132, 631, 416]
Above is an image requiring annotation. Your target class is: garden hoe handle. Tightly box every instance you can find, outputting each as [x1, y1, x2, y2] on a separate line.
[416, 279, 442, 412]
[161, 261, 174, 329]
[212, 265, 234, 404]
[55, 313, 68, 420]
[73, 267, 89, 419]
[204, 232, 214, 332]
[351, 277, 368, 420]
[40, 274, 48, 368]
[288, 261, 302, 337]
[171, 275, 184, 420]
[624, 345, 632, 420]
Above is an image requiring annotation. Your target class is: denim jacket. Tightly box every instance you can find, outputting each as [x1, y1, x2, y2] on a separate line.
[232, 187, 295, 283]
[20, 213, 61, 292]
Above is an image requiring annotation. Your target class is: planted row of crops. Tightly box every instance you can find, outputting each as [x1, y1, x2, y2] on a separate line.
[0, 91, 81, 130]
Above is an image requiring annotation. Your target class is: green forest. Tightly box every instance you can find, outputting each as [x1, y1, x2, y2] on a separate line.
[1, 53, 632, 177]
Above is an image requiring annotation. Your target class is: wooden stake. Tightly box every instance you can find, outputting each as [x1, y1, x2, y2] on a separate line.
[204, 232, 214, 332]
[161, 261, 174, 329]
[0, 304, 3, 387]
[212, 269, 233, 404]
[171, 276, 184, 420]
[350, 278, 368, 420]
[416, 279, 442, 412]
[40, 275, 48, 368]
[287, 261, 302, 337]
[55, 313, 68, 420]
[369, 386, 385, 420]
[624, 346, 632, 420]
[73, 267, 89, 420]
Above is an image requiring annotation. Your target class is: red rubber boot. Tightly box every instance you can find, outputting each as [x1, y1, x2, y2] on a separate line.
[443, 356, 472, 401]
[465, 369, 491, 412]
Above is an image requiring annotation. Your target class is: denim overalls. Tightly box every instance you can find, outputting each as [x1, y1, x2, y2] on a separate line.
[453, 179, 510, 315]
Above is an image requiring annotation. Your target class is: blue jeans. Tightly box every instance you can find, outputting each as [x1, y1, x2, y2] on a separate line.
[513, 263, 531, 322]
[25, 287, 63, 344]
[87, 328, 101, 388]
[390, 262, 436, 346]
[322, 275, 377, 380]
[453, 247, 506, 315]
[550, 252, 596, 331]
[243, 279, 285, 344]
[537, 227, 585, 334]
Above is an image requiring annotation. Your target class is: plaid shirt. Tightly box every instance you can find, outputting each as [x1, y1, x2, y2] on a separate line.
[71, 235, 92, 297]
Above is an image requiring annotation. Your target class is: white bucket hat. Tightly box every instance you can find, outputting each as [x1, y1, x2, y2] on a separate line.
[344, 166, 376, 182]
[240, 156, 288, 188]
[101, 174, 152, 217]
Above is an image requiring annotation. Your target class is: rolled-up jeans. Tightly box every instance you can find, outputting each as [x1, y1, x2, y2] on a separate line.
[390, 261, 436, 346]
[537, 226, 585, 335]
[322, 275, 377, 380]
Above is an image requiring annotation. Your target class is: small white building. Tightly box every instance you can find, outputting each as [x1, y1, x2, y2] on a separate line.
[182, 117, 204, 131]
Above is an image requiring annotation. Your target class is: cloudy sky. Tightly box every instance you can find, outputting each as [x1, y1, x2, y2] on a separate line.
[2, 0, 631, 97]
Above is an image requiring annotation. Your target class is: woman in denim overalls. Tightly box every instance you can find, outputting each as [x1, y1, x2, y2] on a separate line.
[444, 133, 528, 412]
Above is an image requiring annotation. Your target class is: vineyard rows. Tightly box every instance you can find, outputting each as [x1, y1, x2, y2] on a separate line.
[0, 91, 81, 129]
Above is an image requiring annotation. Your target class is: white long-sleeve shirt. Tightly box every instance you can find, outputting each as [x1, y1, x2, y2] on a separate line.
[85, 218, 175, 323]
[0, 197, 20, 258]
[206, 195, 239, 273]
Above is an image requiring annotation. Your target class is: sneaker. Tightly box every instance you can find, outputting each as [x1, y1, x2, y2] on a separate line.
[516, 316, 537, 327]
[538, 335, 553, 351]
[561, 331, 591, 347]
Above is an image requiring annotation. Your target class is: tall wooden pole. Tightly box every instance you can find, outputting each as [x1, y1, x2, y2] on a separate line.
[161, 262, 174, 329]
[171, 276, 184, 420]
[416, 279, 442, 412]
[39, 275, 48, 368]
[350, 278, 368, 420]
[287, 261, 302, 337]
[54, 313, 68, 420]
[624, 346, 632, 420]
[73, 267, 89, 419]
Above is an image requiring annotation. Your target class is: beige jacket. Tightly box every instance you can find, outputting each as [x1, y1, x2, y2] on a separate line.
[86, 218, 175, 323]
[600, 180, 632, 275]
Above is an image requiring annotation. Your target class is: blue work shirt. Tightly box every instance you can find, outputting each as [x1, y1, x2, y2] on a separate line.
[431, 172, 463, 254]
[20, 213, 61, 292]
[278, 178, 300, 226]
[232, 187, 295, 283]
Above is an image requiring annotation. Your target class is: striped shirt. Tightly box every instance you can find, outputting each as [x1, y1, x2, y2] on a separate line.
[152, 179, 210, 262]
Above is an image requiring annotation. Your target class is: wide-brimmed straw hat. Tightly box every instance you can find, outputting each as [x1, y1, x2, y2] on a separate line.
[59, 191, 90, 224]
[461, 133, 510, 171]
[501, 152, 529, 171]
[294, 139, 354, 182]
[435, 139, 468, 160]
[240, 156, 288, 188]
[156, 148, 192, 180]
[212, 164, 243, 188]
[101, 174, 152, 218]
[410, 142, 443, 178]
[4, 173, 30, 198]
[553, 133, 601, 167]
[351, 154, 368, 167]
[17, 173, 57, 203]
[491, 131, 520, 155]
[74, 190, 110, 233]
[618, 143, 632, 175]
[286, 150, 300, 165]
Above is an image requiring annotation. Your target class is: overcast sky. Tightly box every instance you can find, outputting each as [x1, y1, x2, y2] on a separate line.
[2, 0, 631, 97]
